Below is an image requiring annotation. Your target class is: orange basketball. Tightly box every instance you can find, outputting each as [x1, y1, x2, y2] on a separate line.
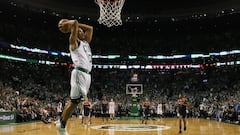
[58, 19, 70, 33]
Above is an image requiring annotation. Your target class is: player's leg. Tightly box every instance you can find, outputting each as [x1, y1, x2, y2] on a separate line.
[81, 113, 84, 124]
[89, 111, 93, 125]
[109, 113, 112, 120]
[142, 116, 145, 124]
[59, 70, 84, 128]
[58, 70, 76, 128]
[183, 113, 187, 131]
[144, 116, 147, 124]
[83, 111, 86, 125]
[61, 99, 79, 126]
[107, 113, 109, 122]
[146, 110, 150, 124]
[183, 118, 186, 130]
[101, 112, 104, 123]
[179, 117, 182, 134]
[87, 114, 91, 125]
[109, 109, 113, 120]
[178, 111, 184, 134]
[111, 112, 115, 120]
[157, 113, 160, 120]
[141, 110, 145, 124]
[84, 109, 90, 125]
[143, 111, 148, 124]
[102, 113, 107, 123]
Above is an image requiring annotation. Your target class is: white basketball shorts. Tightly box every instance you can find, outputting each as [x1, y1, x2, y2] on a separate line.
[70, 69, 91, 99]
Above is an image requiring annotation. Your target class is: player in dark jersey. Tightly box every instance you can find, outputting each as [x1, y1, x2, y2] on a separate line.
[142, 98, 151, 124]
[177, 94, 189, 134]
[81, 97, 92, 125]
[101, 96, 109, 123]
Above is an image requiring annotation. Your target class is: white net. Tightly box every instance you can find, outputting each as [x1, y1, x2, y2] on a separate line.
[95, 0, 125, 27]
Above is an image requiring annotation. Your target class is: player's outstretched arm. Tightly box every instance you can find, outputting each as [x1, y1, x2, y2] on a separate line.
[78, 23, 93, 44]
[68, 20, 79, 51]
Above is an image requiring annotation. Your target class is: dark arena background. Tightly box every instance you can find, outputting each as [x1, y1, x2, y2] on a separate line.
[0, 0, 240, 135]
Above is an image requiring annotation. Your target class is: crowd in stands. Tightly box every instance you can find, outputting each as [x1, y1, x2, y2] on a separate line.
[0, 59, 240, 124]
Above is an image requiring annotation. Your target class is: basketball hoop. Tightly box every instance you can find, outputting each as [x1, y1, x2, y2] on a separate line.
[95, 0, 125, 27]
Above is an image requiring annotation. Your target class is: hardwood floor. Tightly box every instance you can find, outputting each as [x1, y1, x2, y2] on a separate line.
[0, 117, 239, 135]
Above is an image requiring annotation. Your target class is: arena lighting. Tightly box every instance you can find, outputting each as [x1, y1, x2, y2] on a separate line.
[61, 52, 70, 57]
[219, 51, 228, 56]
[227, 61, 235, 65]
[119, 65, 127, 69]
[93, 64, 203, 69]
[148, 55, 189, 59]
[92, 55, 121, 59]
[216, 62, 226, 66]
[51, 52, 58, 56]
[229, 50, 240, 54]
[10, 44, 49, 54]
[0, 54, 56, 65]
[216, 61, 240, 66]
[128, 65, 140, 69]
[1, 42, 240, 60]
[0, 54, 26, 62]
[209, 52, 220, 56]
[92, 55, 107, 58]
[148, 55, 165, 59]
[173, 55, 187, 59]
[1, 53, 239, 69]
[145, 65, 152, 69]
[191, 54, 208, 58]
[39, 60, 55, 65]
[128, 55, 137, 59]
[108, 55, 121, 59]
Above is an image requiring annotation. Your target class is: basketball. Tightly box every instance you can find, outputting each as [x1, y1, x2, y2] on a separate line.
[58, 19, 70, 33]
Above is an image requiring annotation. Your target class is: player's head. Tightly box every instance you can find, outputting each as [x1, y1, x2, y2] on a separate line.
[58, 19, 71, 33]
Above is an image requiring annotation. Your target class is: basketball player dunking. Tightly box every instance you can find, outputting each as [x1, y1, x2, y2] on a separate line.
[177, 94, 189, 134]
[56, 19, 93, 132]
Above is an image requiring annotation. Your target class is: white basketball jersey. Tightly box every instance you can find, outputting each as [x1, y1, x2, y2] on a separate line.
[157, 103, 163, 115]
[70, 40, 92, 72]
[109, 102, 115, 109]
[109, 101, 115, 114]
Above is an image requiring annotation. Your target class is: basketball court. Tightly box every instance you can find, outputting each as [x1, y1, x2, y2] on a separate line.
[0, 118, 239, 135]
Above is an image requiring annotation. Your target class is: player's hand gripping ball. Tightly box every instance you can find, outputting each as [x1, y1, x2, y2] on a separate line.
[58, 19, 70, 33]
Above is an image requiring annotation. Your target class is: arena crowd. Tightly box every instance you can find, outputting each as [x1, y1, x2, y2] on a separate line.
[0, 60, 239, 124]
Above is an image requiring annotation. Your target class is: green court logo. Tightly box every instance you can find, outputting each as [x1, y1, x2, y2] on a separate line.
[91, 124, 171, 131]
